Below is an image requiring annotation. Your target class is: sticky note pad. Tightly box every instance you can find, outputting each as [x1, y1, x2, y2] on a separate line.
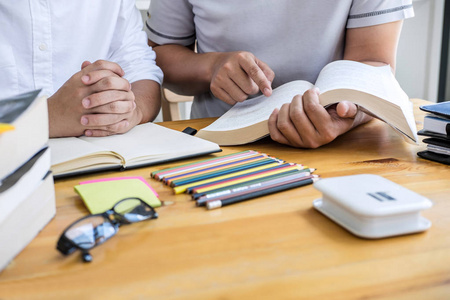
[74, 177, 161, 214]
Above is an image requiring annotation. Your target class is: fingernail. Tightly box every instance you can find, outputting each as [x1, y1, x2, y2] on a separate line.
[85, 130, 92, 136]
[81, 117, 88, 125]
[264, 88, 271, 96]
[342, 103, 349, 116]
[81, 75, 90, 84]
[132, 102, 137, 109]
[82, 98, 90, 108]
[313, 87, 320, 94]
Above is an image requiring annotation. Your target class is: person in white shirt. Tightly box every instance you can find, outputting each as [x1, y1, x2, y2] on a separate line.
[0, 0, 163, 138]
[146, 1, 414, 148]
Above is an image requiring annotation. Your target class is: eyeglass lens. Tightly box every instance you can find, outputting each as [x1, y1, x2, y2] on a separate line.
[64, 216, 117, 250]
[114, 198, 156, 222]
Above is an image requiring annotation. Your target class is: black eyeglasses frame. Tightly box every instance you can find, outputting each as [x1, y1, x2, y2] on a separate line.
[56, 197, 158, 262]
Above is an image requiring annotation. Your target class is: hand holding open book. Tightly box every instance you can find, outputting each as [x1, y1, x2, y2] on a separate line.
[196, 60, 418, 146]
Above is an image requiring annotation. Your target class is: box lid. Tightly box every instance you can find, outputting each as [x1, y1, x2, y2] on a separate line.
[313, 174, 432, 218]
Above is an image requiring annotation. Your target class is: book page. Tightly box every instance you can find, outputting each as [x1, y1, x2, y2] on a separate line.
[49, 137, 117, 166]
[315, 60, 417, 143]
[315, 60, 406, 107]
[201, 80, 314, 131]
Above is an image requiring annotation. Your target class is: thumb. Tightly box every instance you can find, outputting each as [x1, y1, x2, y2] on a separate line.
[336, 101, 358, 119]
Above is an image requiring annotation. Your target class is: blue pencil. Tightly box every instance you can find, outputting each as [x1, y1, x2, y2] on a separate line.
[163, 154, 268, 183]
[170, 157, 281, 187]
[185, 163, 299, 194]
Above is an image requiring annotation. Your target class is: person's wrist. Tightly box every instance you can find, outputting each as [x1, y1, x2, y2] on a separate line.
[133, 102, 146, 125]
[47, 96, 62, 138]
[203, 52, 225, 84]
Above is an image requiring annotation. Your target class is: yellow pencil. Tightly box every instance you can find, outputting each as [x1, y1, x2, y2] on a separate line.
[172, 162, 284, 194]
[164, 153, 269, 184]
[193, 165, 307, 195]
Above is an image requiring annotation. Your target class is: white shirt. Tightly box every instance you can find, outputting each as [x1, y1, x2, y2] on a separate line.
[146, 0, 414, 118]
[0, 0, 163, 99]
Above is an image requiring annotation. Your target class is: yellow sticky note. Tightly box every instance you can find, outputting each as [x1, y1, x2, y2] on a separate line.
[74, 178, 161, 214]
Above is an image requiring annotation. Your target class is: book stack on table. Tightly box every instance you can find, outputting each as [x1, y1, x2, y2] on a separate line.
[0, 90, 55, 271]
[417, 102, 450, 165]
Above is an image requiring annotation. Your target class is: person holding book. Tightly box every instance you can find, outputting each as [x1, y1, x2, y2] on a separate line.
[146, 1, 413, 148]
[0, 1, 163, 138]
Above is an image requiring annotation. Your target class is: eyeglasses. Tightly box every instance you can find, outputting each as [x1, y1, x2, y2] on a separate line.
[56, 197, 158, 262]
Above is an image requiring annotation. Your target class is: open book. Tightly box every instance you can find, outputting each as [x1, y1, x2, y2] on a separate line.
[49, 122, 221, 178]
[196, 60, 418, 146]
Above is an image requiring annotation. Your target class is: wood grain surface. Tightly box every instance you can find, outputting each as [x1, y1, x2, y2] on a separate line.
[1, 99, 449, 300]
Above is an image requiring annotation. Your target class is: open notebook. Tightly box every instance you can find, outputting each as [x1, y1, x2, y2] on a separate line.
[49, 122, 221, 178]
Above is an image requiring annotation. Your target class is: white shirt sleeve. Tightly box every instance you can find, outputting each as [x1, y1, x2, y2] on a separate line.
[109, 0, 163, 84]
[145, 0, 196, 46]
[347, 0, 414, 28]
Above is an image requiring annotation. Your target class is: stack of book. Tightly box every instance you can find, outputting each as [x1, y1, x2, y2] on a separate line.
[417, 102, 450, 165]
[0, 90, 56, 271]
[152, 151, 318, 209]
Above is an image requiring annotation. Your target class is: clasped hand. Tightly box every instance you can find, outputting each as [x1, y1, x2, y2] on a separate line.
[48, 60, 138, 137]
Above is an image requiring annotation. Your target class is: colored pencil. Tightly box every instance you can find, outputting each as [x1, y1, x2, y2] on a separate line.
[206, 176, 319, 210]
[155, 150, 257, 180]
[187, 164, 306, 195]
[196, 172, 314, 206]
[183, 163, 303, 195]
[164, 154, 271, 184]
[188, 164, 302, 195]
[192, 168, 315, 200]
[152, 150, 256, 180]
[172, 162, 290, 194]
[170, 157, 280, 187]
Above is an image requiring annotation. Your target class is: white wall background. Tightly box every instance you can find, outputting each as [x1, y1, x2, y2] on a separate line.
[396, 0, 445, 103]
[137, 0, 445, 121]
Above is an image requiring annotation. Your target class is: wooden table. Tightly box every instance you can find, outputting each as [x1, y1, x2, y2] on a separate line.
[1, 99, 449, 299]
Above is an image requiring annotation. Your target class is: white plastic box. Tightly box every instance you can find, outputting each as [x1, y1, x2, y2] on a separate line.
[313, 174, 433, 239]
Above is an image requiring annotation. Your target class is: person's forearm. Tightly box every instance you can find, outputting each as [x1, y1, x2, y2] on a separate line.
[344, 21, 403, 74]
[131, 79, 161, 123]
[152, 44, 219, 95]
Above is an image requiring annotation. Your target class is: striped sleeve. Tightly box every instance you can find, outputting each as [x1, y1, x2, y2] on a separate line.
[145, 0, 196, 46]
[347, 0, 414, 28]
